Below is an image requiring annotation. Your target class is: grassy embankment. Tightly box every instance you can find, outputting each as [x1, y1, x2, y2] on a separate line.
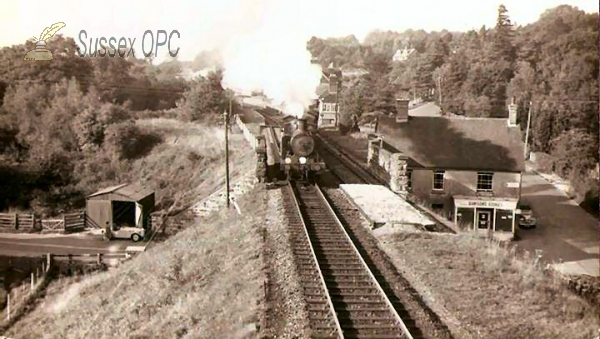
[2, 118, 264, 338]
[4, 187, 266, 339]
[379, 231, 600, 339]
[126, 118, 255, 214]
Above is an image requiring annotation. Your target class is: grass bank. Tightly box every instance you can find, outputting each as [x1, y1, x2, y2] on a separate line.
[378, 231, 600, 339]
[4, 186, 266, 339]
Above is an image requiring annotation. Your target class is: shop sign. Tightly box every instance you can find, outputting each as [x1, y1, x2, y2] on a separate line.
[455, 199, 517, 210]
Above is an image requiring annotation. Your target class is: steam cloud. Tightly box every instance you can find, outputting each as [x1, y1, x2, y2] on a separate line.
[213, 0, 323, 117]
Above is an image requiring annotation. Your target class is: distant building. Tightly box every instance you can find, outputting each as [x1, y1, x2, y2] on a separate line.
[379, 105, 524, 239]
[342, 68, 368, 78]
[392, 46, 415, 62]
[316, 67, 342, 128]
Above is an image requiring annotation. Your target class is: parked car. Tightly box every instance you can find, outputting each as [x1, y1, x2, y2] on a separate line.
[102, 223, 145, 242]
[517, 203, 537, 229]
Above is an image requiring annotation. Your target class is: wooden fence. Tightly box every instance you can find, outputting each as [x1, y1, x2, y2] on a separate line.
[0, 213, 35, 232]
[1, 251, 139, 327]
[0, 211, 86, 233]
[63, 211, 85, 233]
[235, 115, 258, 150]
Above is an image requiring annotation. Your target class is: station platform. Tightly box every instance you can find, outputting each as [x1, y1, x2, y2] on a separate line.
[340, 184, 435, 230]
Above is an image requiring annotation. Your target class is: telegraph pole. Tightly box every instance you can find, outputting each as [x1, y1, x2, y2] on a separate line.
[224, 110, 230, 208]
[437, 74, 443, 109]
[524, 101, 532, 160]
[229, 98, 233, 132]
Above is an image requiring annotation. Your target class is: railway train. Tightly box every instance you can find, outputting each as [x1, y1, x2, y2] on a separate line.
[255, 116, 325, 183]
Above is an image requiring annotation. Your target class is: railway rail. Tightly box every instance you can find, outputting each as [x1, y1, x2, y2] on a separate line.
[283, 181, 415, 339]
[315, 134, 383, 185]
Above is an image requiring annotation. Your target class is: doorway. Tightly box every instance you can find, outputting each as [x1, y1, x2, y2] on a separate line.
[112, 201, 136, 229]
[476, 209, 492, 230]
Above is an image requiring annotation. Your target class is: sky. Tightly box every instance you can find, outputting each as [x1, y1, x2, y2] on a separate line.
[1, 0, 596, 116]
[1, 0, 596, 61]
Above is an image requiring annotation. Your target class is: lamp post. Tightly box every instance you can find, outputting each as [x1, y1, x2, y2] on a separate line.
[224, 110, 230, 208]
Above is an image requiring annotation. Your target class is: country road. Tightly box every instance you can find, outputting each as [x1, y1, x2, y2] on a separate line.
[517, 170, 599, 276]
[0, 232, 137, 257]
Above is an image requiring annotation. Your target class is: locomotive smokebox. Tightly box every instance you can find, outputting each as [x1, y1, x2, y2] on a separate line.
[296, 119, 307, 132]
[290, 118, 314, 157]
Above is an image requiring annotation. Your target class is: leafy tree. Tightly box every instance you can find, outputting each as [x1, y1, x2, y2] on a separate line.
[104, 121, 162, 161]
[177, 69, 227, 122]
[551, 129, 598, 178]
[340, 78, 367, 122]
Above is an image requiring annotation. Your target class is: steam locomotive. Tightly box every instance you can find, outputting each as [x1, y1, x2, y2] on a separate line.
[256, 117, 325, 183]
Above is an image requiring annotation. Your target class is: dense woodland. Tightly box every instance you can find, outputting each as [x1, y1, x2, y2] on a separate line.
[0, 4, 597, 215]
[0, 37, 230, 215]
[308, 5, 599, 204]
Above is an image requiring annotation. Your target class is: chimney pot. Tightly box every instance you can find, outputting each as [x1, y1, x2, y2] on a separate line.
[507, 102, 518, 126]
[395, 98, 409, 123]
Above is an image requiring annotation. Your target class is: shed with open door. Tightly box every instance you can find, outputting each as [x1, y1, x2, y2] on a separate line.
[86, 183, 155, 231]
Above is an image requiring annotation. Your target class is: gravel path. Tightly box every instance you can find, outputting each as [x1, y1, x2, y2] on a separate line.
[260, 188, 310, 338]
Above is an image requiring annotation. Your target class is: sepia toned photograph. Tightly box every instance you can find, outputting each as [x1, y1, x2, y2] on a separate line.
[0, 0, 598, 338]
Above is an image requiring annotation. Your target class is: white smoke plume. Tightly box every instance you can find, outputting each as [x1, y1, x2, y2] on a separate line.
[213, 0, 323, 117]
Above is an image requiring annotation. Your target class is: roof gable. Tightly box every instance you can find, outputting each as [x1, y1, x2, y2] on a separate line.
[88, 183, 154, 201]
[379, 116, 524, 172]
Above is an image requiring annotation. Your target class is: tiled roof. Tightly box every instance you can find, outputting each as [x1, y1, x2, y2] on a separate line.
[379, 116, 525, 172]
[320, 93, 338, 102]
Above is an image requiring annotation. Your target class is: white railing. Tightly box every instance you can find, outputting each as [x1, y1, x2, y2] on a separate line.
[235, 115, 258, 150]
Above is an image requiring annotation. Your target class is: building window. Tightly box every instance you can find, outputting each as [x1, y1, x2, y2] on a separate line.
[406, 169, 412, 189]
[432, 203, 444, 210]
[477, 172, 493, 191]
[324, 103, 336, 112]
[433, 170, 444, 190]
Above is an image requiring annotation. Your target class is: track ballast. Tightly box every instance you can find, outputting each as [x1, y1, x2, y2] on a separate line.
[283, 181, 414, 339]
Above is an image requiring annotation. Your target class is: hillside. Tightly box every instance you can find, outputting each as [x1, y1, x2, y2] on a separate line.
[4, 184, 265, 339]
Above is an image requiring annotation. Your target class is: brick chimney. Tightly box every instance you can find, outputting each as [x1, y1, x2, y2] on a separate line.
[395, 99, 409, 123]
[507, 97, 517, 126]
[329, 74, 338, 94]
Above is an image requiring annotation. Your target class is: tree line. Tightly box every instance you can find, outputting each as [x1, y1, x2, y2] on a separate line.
[307, 4, 598, 204]
[0, 36, 230, 215]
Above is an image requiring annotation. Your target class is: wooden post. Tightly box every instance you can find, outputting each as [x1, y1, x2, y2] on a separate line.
[14, 213, 18, 230]
[46, 253, 52, 272]
[31, 272, 34, 291]
[224, 111, 230, 209]
[524, 101, 533, 160]
[6, 292, 10, 321]
[97, 253, 102, 265]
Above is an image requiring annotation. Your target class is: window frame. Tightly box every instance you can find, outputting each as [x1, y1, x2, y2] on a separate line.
[433, 170, 445, 191]
[477, 172, 494, 192]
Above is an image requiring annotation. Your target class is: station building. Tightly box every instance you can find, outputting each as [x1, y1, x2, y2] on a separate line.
[375, 101, 525, 239]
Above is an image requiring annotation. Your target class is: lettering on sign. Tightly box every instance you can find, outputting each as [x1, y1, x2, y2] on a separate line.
[467, 201, 502, 208]
[455, 199, 518, 210]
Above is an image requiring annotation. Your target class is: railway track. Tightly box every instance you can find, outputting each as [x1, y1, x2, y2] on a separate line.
[283, 181, 415, 339]
[315, 134, 383, 185]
